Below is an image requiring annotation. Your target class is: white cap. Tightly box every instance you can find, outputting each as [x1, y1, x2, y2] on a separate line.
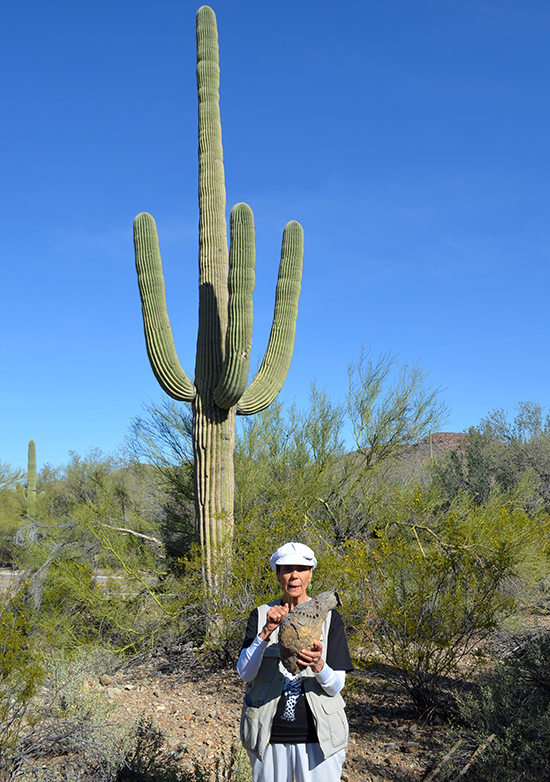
[269, 542, 317, 571]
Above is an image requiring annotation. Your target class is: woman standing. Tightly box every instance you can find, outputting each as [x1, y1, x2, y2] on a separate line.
[237, 542, 353, 782]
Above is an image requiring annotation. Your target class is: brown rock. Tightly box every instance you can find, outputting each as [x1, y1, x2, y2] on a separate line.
[99, 674, 115, 686]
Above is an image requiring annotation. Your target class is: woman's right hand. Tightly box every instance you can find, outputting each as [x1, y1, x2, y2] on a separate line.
[258, 603, 289, 641]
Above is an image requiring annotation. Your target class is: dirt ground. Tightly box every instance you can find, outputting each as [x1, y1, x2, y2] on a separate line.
[97, 614, 550, 781]
[97, 645, 445, 782]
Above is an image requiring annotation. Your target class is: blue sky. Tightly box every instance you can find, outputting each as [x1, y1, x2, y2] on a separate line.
[2, 0, 550, 471]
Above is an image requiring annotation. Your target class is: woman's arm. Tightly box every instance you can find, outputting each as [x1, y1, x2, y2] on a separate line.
[298, 640, 346, 696]
[237, 602, 290, 682]
[236, 635, 269, 682]
[315, 664, 346, 696]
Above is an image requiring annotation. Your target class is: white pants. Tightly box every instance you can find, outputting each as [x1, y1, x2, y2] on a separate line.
[247, 743, 345, 782]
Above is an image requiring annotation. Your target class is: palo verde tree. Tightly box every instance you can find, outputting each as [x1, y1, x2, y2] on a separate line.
[133, 6, 303, 580]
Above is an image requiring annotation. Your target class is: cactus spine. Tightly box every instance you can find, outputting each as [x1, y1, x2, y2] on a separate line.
[133, 6, 303, 579]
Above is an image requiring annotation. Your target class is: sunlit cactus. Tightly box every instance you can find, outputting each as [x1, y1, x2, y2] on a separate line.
[17, 440, 45, 518]
[133, 6, 303, 580]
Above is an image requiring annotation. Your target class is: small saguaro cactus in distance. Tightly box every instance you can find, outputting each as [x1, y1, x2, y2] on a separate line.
[17, 440, 45, 518]
[133, 6, 304, 581]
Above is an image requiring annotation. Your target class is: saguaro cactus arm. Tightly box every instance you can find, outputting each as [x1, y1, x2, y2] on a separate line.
[237, 220, 304, 416]
[213, 203, 256, 409]
[133, 212, 197, 402]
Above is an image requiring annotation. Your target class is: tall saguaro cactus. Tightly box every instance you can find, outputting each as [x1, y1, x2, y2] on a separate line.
[133, 6, 303, 578]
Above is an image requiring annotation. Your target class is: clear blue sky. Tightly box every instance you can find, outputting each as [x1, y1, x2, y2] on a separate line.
[2, 0, 550, 471]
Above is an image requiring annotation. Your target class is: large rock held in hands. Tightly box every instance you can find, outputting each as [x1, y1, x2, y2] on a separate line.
[278, 590, 341, 674]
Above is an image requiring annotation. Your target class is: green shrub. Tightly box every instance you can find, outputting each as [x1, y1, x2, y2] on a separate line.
[436, 631, 550, 782]
[0, 599, 43, 774]
[365, 484, 544, 716]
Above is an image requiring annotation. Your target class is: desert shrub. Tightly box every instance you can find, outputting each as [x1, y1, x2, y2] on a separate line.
[118, 718, 250, 782]
[11, 456, 175, 655]
[10, 537, 172, 655]
[436, 632, 550, 782]
[126, 397, 195, 564]
[365, 484, 546, 717]
[0, 646, 131, 781]
[117, 716, 190, 782]
[0, 639, 249, 782]
[0, 462, 26, 566]
[433, 402, 550, 513]
[0, 599, 43, 775]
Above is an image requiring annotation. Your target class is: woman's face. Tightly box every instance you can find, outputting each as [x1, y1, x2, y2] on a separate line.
[277, 564, 313, 605]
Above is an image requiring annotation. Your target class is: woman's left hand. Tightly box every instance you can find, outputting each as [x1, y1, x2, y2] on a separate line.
[297, 640, 324, 673]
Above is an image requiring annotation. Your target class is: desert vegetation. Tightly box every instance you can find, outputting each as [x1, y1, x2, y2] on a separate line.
[2, 4, 548, 781]
[2, 371, 550, 780]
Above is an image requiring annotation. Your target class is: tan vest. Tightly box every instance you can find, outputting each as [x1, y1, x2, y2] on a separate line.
[239, 600, 349, 761]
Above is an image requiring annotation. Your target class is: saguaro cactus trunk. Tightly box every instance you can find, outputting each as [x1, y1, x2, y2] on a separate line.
[27, 439, 38, 518]
[133, 6, 303, 581]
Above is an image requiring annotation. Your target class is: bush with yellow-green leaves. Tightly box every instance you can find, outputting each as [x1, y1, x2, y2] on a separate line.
[365, 481, 550, 716]
[0, 600, 43, 775]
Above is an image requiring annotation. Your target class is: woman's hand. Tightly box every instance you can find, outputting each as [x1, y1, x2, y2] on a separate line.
[297, 640, 324, 673]
[258, 603, 289, 641]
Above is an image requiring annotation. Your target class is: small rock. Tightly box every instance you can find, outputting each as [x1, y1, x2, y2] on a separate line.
[124, 684, 135, 690]
[99, 674, 115, 686]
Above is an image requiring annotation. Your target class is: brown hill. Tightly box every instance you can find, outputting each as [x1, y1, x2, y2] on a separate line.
[408, 432, 467, 461]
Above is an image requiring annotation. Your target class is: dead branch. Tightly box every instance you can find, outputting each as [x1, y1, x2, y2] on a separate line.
[424, 740, 463, 782]
[450, 734, 496, 782]
[99, 523, 162, 546]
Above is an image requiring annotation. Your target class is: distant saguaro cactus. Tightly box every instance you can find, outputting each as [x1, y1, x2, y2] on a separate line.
[17, 440, 44, 518]
[133, 6, 303, 579]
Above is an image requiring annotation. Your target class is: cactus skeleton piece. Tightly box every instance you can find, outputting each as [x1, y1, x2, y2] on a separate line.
[133, 6, 303, 580]
[278, 590, 342, 675]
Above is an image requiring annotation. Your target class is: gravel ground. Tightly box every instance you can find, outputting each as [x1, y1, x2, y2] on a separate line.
[98, 616, 550, 780]
[95, 646, 446, 782]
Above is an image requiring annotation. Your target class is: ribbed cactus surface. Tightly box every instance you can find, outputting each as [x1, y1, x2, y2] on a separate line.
[133, 6, 303, 579]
